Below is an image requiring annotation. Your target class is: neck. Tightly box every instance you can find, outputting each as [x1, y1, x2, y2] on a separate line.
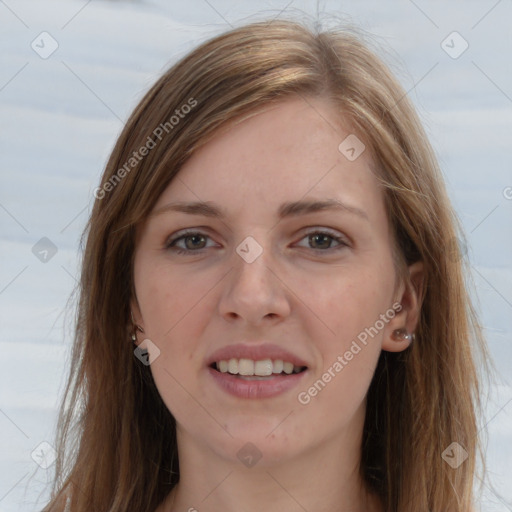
[161, 409, 382, 512]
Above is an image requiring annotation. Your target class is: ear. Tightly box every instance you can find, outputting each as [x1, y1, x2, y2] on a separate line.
[382, 261, 424, 352]
[130, 297, 145, 346]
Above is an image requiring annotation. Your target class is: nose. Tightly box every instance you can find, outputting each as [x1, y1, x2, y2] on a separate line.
[217, 240, 291, 326]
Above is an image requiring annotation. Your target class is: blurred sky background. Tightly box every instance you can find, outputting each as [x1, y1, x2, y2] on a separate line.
[0, 0, 511, 511]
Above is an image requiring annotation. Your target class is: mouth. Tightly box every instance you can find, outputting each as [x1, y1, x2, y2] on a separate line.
[206, 344, 310, 398]
[209, 358, 308, 380]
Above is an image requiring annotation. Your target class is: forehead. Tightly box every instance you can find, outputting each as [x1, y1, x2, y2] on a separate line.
[152, 96, 383, 221]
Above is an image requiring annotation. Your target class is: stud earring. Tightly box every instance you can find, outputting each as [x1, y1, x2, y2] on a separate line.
[392, 328, 414, 342]
[130, 311, 144, 343]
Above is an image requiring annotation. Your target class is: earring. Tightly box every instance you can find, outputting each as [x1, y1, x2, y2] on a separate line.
[130, 311, 144, 343]
[392, 328, 414, 342]
[130, 324, 145, 343]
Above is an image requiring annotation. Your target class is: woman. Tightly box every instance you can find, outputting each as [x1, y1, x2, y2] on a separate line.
[43, 18, 488, 512]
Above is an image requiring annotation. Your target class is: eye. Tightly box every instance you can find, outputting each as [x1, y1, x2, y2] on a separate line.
[165, 230, 216, 255]
[164, 228, 349, 256]
[295, 230, 349, 252]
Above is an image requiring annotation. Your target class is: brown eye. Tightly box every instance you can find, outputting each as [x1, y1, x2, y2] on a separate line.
[182, 234, 207, 250]
[309, 233, 334, 250]
[296, 230, 348, 252]
[165, 231, 214, 254]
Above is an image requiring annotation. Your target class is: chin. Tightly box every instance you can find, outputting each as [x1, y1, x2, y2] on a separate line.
[228, 423, 304, 463]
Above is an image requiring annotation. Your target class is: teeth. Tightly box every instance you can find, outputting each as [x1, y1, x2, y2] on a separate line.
[283, 361, 294, 374]
[215, 358, 305, 376]
[273, 359, 283, 373]
[238, 359, 254, 376]
[228, 358, 238, 374]
[254, 359, 273, 376]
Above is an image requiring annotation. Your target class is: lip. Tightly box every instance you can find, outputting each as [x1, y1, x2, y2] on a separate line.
[206, 343, 309, 368]
[206, 343, 310, 399]
[207, 366, 308, 399]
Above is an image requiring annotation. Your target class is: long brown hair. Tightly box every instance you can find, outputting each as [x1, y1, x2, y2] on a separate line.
[42, 18, 489, 512]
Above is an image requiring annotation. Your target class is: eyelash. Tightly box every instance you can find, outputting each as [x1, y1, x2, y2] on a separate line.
[164, 229, 349, 256]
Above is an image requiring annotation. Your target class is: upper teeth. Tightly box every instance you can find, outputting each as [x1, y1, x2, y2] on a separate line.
[215, 358, 304, 376]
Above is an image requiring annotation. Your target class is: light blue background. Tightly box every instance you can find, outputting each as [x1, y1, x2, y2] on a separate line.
[0, 1, 511, 510]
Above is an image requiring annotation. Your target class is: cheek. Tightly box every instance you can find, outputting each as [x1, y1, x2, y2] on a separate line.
[295, 257, 395, 344]
[135, 256, 213, 340]
[134, 255, 221, 374]
[295, 267, 389, 420]
[135, 261, 214, 419]
[293, 256, 394, 407]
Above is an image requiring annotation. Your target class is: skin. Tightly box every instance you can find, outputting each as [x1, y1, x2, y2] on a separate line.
[132, 96, 423, 512]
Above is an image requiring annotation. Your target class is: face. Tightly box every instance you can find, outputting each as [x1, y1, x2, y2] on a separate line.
[132, 96, 409, 467]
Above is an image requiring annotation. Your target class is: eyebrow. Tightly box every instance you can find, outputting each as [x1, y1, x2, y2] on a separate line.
[150, 198, 368, 221]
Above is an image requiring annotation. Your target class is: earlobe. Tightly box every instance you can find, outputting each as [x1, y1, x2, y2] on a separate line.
[130, 299, 145, 345]
[382, 261, 424, 353]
